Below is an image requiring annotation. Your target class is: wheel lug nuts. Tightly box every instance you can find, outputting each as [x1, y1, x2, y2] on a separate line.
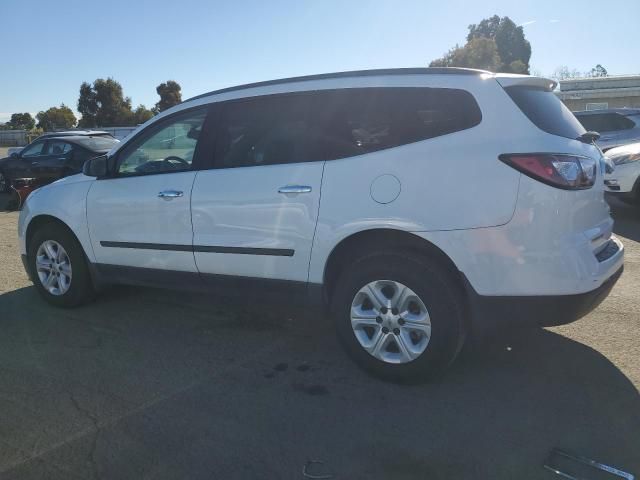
[393, 328, 400, 335]
[398, 318, 405, 326]
[382, 327, 389, 334]
[380, 307, 388, 314]
[376, 316, 382, 324]
[391, 308, 398, 315]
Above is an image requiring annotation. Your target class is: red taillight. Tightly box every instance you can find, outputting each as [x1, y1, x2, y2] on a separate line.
[499, 153, 597, 190]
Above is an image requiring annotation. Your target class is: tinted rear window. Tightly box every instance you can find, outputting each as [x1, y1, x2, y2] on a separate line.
[214, 87, 482, 168]
[316, 88, 482, 160]
[74, 137, 119, 151]
[505, 86, 585, 139]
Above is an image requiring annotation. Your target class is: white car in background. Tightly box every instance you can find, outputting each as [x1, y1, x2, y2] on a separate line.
[605, 142, 640, 205]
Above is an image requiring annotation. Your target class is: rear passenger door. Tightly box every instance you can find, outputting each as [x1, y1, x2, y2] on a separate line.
[191, 93, 325, 284]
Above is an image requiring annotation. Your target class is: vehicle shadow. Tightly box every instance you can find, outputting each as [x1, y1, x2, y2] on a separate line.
[0, 192, 19, 211]
[0, 285, 638, 479]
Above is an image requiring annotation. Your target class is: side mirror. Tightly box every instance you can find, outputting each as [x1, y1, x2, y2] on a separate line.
[83, 154, 109, 178]
[10, 152, 19, 158]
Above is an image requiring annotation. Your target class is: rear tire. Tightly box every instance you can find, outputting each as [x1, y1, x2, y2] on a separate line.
[28, 223, 95, 307]
[331, 251, 465, 383]
[619, 193, 640, 206]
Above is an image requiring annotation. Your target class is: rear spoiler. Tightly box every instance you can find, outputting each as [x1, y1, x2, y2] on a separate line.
[495, 74, 557, 91]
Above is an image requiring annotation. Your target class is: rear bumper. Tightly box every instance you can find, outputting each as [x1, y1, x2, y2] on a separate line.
[465, 265, 623, 332]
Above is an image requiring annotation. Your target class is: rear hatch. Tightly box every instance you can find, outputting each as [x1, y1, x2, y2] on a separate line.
[495, 74, 614, 257]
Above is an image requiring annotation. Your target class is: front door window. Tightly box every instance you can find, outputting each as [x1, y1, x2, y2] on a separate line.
[117, 110, 207, 176]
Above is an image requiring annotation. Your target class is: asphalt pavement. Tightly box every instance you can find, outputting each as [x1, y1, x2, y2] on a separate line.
[0, 194, 638, 479]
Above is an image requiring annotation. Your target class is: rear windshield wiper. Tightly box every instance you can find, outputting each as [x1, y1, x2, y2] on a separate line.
[577, 131, 600, 144]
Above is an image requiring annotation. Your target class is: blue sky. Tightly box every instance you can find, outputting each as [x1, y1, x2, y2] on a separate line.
[1, 0, 638, 123]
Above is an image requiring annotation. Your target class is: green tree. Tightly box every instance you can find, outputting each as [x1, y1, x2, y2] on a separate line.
[6, 112, 35, 130]
[36, 104, 77, 131]
[431, 15, 531, 73]
[77, 78, 137, 127]
[77, 81, 98, 128]
[467, 15, 531, 73]
[132, 105, 155, 124]
[93, 78, 133, 126]
[429, 37, 501, 71]
[588, 64, 608, 77]
[155, 80, 182, 112]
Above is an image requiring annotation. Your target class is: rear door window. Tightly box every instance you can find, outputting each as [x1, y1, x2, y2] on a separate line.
[214, 94, 321, 168]
[45, 141, 73, 156]
[505, 86, 585, 139]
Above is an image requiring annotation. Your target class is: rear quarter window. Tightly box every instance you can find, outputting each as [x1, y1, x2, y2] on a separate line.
[577, 113, 635, 133]
[315, 87, 482, 161]
[505, 86, 585, 139]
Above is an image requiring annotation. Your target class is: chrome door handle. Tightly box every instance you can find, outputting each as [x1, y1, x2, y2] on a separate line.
[158, 190, 184, 199]
[31, 162, 39, 166]
[278, 185, 312, 194]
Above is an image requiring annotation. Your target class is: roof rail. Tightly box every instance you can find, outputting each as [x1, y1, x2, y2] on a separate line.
[184, 67, 491, 103]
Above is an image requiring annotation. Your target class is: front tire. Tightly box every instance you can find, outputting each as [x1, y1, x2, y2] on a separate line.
[28, 223, 95, 307]
[331, 252, 465, 383]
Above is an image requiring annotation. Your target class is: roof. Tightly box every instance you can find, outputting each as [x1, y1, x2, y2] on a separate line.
[574, 108, 640, 116]
[46, 135, 119, 151]
[41, 130, 110, 137]
[184, 67, 492, 103]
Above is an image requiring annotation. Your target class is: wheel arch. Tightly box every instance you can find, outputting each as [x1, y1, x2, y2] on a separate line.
[25, 214, 102, 289]
[26, 215, 82, 254]
[322, 228, 467, 304]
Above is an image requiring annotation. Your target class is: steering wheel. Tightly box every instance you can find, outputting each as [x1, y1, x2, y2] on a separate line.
[163, 156, 189, 168]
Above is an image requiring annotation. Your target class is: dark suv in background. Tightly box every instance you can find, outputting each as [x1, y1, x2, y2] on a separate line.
[574, 108, 640, 151]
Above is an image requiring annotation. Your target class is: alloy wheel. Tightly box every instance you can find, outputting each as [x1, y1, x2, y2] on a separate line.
[350, 280, 431, 364]
[36, 240, 72, 296]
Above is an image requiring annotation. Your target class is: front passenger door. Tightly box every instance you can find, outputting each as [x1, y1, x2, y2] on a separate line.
[11, 139, 47, 180]
[86, 107, 210, 273]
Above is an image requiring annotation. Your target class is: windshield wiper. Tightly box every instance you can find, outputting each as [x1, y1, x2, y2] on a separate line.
[577, 131, 600, 144]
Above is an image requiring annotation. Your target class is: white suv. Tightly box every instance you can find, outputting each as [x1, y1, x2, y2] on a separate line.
[18, 68, 624, 381]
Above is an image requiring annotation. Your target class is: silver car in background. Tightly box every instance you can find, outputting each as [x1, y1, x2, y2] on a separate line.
[574, 108, 640, 151]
